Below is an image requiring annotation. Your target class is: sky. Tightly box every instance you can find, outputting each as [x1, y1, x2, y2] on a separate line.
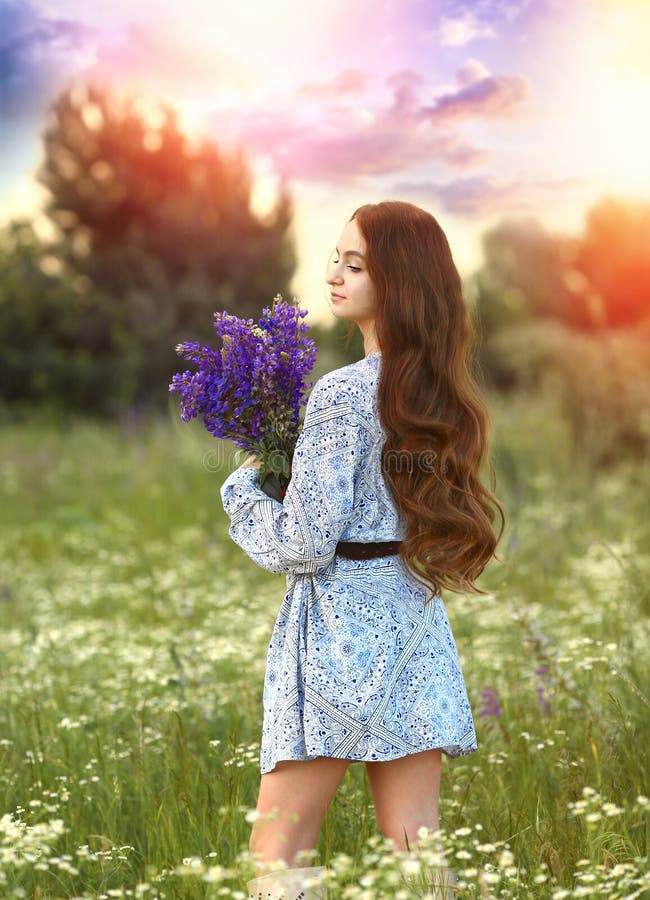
[1, 0, 649, 324]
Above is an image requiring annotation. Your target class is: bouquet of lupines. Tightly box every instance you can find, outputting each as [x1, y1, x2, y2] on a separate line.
[169, 295, 317, 502]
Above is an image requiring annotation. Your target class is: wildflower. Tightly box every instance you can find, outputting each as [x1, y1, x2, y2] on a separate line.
[175, 856, 206, 876]
[400, 858, 421, 876]
[476, 843, 497, 854]
[601, 802, 624, 816]
[535, 665, 554, 716]
[480, 685, 501, 718]
[202, 865, 225, 882]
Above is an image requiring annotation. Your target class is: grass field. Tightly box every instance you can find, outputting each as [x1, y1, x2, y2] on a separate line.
[1, 391, 649, 899]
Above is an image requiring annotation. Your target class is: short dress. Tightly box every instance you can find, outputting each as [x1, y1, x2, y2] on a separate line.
[220, 350, 478, 775]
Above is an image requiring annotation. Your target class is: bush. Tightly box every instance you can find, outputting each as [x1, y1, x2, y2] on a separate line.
[486, 319, 650, 466]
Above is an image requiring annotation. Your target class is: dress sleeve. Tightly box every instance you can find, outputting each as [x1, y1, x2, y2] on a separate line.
[219, 372, 375, 575]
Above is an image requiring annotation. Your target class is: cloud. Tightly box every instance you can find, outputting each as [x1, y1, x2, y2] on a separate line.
[392, 175, 586, 217]
[443, 144, 492, 170]
[208, 69, 504, 184]
[455, 58, 491, 87]
[0, 1, 245, 128]
[0, 1, 96, 119]
[428, 73, 529, 120]
[434, 11, 496, 47]
[216, 110, 485, 182]
[299, 70, 372, 100]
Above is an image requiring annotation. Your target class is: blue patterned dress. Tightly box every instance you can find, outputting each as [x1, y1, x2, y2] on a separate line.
[220, 350, 478, 775]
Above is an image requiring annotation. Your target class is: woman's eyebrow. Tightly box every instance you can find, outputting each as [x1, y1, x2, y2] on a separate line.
[335, 246, 366, 260]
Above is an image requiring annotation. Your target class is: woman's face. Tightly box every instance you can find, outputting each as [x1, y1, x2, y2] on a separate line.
[326, 218, 376, 328]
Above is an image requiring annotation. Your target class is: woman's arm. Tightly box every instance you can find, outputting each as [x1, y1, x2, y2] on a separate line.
[220, 371, 375, 575]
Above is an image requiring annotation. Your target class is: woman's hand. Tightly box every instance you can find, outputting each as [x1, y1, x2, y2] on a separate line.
[241, 452, 263, 469]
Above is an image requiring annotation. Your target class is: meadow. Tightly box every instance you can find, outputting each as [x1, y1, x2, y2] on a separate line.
[1, 390, 648, 899]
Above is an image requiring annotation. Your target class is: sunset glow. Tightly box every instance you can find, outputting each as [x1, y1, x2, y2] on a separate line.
[2, 0, 650, 322]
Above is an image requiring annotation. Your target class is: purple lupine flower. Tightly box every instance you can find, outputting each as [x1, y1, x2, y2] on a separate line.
[535, 665, 554, 716]
[480, 685, 502, 718]
[170, 295, 317, 499]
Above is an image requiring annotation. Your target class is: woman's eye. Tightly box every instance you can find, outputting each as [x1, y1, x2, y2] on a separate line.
[330, 256, 361, 272]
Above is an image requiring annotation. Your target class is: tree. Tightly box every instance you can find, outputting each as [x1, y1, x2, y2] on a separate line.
[0, 220, 128, 415]
[470, 198, 650, 389]
[37, 83, 295, 314]
[0, 82, 297, 415]
[472, 217, 598, 336]
[467, 199, 650, 464]
[573, 196, 650, 329]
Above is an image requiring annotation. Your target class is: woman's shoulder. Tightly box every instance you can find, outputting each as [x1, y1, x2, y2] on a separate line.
[302, 358, 380, 438]
[308, 356, 378, 406]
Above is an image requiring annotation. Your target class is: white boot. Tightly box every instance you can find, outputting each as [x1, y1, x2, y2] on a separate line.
[247, 864, 328, 900]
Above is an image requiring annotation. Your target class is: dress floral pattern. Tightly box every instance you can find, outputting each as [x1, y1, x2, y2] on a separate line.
[220, 351, 478, 775]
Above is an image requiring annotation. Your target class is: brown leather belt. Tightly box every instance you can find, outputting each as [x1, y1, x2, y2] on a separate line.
[335, 540, 402, 560]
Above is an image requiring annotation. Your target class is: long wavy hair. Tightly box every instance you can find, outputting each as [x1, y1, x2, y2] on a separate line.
[349, 200, 505, 600]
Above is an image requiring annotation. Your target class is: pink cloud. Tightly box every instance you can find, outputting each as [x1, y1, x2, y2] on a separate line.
[385, 70, 428, 118]
[224, 108, 485, 182]
[455, 58, 491, 87]
[299, 70, 371, 100]
[276, 130, 485, 182]
[428, 74, 529, 121]
[443, 144, 492, 171]
[209, 69, 497, 183]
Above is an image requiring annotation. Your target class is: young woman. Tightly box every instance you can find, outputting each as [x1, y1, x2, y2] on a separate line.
[220, 200, 505, 899]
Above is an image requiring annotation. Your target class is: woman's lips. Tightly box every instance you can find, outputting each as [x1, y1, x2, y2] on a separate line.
[331, 293, 346, 301]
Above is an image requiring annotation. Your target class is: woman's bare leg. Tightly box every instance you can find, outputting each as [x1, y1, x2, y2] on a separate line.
[365, 748, 442, 851]
[249, 756, 351, 875]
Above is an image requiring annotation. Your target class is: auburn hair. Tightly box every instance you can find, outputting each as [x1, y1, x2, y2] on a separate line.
[349, 200, 505, 600]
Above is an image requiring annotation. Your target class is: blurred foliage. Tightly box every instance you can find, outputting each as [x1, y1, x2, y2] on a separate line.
[472, 196, 650, 350]
[486, 319, 650, 467]
[575, 197, 650, 329]
[470, 196, 650, 466]
[0, 219, 123, 412]
[0, 82, 295, 416]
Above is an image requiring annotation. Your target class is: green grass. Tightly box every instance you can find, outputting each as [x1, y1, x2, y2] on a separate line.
[0, 392, 648, 899]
